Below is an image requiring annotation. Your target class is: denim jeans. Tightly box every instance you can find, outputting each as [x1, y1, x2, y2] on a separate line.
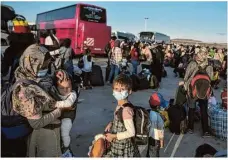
[108, 64, 120, 82]
[131, 60, 139, 74]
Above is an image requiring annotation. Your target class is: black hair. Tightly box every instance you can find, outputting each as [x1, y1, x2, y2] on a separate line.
[195, 144, 217, 157]
[62, 38, 71, 48]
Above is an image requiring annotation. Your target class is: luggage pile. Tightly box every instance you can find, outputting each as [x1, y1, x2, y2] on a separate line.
[208, 104, 227, 141]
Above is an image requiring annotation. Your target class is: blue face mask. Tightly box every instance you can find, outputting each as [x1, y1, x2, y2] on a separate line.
[113, 90, 129, 101]
[37, 69, 48, 78]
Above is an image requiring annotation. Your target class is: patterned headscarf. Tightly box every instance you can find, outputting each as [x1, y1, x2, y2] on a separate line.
[196, 47, 208, 67]
[14, 44, 50, 81]
[12, 44, 56, 118]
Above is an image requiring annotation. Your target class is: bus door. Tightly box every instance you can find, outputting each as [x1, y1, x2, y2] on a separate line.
[83, 23, 109, 54]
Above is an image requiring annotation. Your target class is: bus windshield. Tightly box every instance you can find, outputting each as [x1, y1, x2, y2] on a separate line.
[139, 32, 154, 40]
[80, 5, 106, 23]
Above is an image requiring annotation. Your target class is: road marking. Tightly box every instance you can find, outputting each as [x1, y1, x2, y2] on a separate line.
[164, 133, 175, 153]
[171, 134, 184, 157]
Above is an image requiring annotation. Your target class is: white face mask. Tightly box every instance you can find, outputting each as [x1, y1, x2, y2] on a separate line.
[113, 90, 129, 101]
[37, 69, 48, 78]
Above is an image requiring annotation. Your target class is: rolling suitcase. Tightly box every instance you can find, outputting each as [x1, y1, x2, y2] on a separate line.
[91, 65, 104, 86]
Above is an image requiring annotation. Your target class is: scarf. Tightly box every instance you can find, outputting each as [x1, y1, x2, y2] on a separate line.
[12, 44, 56, 118]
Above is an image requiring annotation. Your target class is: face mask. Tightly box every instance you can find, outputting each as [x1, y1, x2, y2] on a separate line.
[113, 90, 129, 101]
[37, 69, 48, 77]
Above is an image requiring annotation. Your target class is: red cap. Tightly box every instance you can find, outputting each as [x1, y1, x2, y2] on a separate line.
[149, 93, 161, 107]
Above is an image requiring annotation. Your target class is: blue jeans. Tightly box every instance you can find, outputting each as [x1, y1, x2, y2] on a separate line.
[108, 64, 120, 82]
[131, 60, 139, 74]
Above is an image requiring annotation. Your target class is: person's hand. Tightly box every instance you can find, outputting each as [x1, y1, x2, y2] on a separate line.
[179, 81, 184, 86]
[104, 122, 113, 132]
[105, 133, 117, 142]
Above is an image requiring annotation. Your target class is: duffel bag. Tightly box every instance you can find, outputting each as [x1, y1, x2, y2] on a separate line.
[138, 75, 150, 90]
[208, 104, 227, 141]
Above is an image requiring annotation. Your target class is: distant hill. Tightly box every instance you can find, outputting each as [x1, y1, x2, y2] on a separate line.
[171, 38, 202, 43]
[171, 38, 227, 49]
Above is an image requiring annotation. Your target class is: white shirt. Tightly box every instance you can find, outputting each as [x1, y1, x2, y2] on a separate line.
[45, 35, 60, 56]
[82, 55, 93, 72]
[55, 91, 77, 108]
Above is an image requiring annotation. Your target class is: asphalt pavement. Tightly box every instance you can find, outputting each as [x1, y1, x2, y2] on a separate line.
[70, 58, 227, 157]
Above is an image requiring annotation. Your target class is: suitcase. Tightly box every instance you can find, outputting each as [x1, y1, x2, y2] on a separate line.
[91, 65, 104, 86]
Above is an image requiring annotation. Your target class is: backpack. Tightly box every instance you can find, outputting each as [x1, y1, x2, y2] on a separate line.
[149, 75, 159, 89]
[12, 15, 30, 33]
[1, 79, 37, 139]
[189, 65, 212, 100]
[167, 103, 187, 135]
[116, 103, 150, 145]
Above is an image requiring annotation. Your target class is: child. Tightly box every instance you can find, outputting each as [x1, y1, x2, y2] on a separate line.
[147, 94, 165, 157]
[82, 48, 93, 89]
[54, 70, 78, 153]
[103, 74, 140, 157]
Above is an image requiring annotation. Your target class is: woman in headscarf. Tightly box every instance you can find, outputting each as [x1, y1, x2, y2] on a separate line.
[178, 47, 213, 138]
[12, 44, 70, 157]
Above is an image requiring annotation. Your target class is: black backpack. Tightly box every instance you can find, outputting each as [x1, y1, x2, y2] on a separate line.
[116, 103, 150, 145]
[168, 103, 187, 135]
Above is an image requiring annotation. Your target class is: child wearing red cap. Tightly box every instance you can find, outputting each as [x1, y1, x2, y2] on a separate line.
[147, 93, 165, 157]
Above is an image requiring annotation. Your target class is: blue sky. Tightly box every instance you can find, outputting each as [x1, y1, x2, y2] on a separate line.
[2, 1, 227, 43]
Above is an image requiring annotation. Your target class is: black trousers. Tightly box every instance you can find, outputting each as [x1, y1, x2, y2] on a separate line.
[188, 98, 209, 134]
[151, 62, 162, 83]
[82, 71, 92, 87]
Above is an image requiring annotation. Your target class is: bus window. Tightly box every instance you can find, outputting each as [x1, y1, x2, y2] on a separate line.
[37, 5, 76, 22]
[80, 5, 106, 23]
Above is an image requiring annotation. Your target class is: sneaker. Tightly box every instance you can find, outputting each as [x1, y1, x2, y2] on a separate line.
[106, 81, 111, 85]
[187, 129, 193, 134]
[202, 132, 211, 138]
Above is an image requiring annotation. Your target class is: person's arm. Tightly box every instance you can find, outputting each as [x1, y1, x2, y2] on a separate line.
[116, 107, 135, 140]
[184, 61, 197, 83]
[28, 109, 61, 129]
[55, 91, 77, 108]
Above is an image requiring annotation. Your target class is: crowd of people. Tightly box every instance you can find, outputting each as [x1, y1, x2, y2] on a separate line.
[1, 31, 227, 158]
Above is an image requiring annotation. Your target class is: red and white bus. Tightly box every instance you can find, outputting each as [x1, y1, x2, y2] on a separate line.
[36, 3, 111, 55]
